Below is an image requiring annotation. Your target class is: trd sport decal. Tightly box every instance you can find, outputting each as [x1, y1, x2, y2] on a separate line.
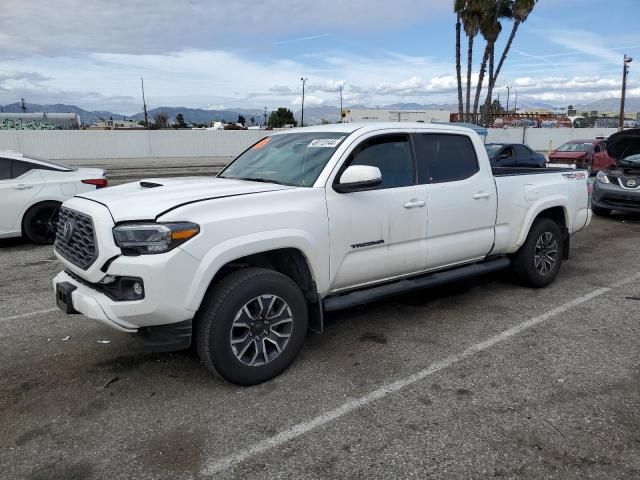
[561, 172, 586, 180]
[351, 239, 385, 249]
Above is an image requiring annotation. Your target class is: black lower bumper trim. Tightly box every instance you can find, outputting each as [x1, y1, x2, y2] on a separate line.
[135, 319, 192, 352]
[56, 281, 79, 314]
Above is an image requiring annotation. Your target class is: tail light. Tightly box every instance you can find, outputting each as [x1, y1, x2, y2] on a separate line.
[82, 178, 108, 189]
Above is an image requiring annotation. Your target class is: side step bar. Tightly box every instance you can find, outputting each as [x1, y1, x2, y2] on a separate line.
[323, 257, 511, 312]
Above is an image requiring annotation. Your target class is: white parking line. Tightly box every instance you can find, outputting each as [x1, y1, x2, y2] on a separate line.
[201, 272, 640, 477]
[0, 308, 58, 323]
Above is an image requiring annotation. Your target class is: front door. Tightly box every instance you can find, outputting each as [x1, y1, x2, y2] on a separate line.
[412, 132, 497, 269]
[326, 133, 428, 291]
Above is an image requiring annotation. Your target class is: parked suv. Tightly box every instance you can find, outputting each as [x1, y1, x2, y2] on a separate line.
[53, 123, 591, 385]
[592, 128, 640, 216]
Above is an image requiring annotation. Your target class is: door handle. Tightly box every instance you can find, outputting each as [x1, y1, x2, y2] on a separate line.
[473, 192, 491, 199]
[13, 184, 33, 190]
[403, 199, 426, 208]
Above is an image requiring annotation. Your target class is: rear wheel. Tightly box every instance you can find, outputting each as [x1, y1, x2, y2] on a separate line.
[512, 218, 564, 288]
[22, 201, 61, 244]
[195, 267, 308, 385]
[591, 205, 611, 216]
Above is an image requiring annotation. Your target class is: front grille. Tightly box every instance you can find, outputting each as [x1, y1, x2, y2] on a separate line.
[54, 207, 98, 270]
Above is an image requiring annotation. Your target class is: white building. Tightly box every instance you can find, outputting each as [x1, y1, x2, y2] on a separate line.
[345, 109, 451, 124]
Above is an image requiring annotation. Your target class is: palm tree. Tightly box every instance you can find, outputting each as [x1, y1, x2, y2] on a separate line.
[483, 0, 538, 118]
[473, 0, 511, 123]
[456, 0, 482, 122]
[455, 10, 464, 122]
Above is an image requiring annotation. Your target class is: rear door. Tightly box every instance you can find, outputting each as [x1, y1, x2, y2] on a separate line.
[413, 132, 497, 269]
[514, 145, 533, 166]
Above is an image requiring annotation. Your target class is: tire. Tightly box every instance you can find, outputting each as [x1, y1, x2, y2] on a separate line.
[22, 201, 61, 245]
[591, 205, 611, 217]
[195, 267, 308, 385]
[512, 218, 564, 288]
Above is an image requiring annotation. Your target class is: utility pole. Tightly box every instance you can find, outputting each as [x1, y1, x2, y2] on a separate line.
[339, 83, 343, 123]
[619, 54, 633, 130]
[514, 90, 518, 115]
[20, 98, 26, 113]
[300, 77, 307, 127]
[141, 77, 149, 129]
[264, 106, 268, 126]
[506, 86, 511, 115]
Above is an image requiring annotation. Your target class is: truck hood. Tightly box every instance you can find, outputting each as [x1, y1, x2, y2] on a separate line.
[76, 176, 295, 221]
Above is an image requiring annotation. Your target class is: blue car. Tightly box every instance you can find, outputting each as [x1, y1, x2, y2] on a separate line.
[485, 143, 546, 168]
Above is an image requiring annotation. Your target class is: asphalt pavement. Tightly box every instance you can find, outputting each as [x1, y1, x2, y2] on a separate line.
[1, 214, 639, 479]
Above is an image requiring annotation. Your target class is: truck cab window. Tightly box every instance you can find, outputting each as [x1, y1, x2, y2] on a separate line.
[413, 134, 479, 183]
[346, 135, 414, 189]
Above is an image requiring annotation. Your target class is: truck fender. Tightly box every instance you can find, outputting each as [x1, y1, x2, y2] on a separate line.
[515, 196, 569, 248]
[183, 229, 323, 312]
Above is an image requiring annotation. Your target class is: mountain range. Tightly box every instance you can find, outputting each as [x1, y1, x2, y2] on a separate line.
[2, 98, 639, 126]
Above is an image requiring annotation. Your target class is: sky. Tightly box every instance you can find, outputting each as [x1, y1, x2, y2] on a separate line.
[0, 0, 639, 115]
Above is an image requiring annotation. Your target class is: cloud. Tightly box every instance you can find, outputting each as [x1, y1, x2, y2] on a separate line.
[0, 0, 448, 55]
[291, 95, 326, 107]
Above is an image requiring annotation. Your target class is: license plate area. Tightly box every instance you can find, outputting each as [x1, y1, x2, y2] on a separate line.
[56, 281, 79, 314]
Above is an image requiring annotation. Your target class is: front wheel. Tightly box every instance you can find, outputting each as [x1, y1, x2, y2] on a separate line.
[195, 267, 308, 385]
[22, 201, 61, 244]
[512, 218, 564, 288]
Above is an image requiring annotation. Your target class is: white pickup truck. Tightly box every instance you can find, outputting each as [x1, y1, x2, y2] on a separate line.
[53, 123, 591, 385]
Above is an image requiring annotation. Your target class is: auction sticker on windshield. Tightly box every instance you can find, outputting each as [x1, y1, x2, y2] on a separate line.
[307, 137, 345, 148]
[252, 137, 271, 149]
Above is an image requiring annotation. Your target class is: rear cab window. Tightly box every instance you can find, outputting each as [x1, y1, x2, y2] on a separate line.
[412, 133, 479, 183]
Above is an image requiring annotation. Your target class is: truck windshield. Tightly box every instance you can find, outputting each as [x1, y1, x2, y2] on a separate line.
[219, 132, 348, 187]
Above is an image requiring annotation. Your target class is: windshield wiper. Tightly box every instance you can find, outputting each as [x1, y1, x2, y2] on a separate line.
[233, 176, 285, 185]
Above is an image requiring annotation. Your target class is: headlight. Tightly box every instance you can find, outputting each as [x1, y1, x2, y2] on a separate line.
[596, 171, 611, 184]
[113, 222, 200, 255]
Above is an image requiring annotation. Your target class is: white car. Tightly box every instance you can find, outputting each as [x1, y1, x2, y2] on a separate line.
[0, 151, 107, 244]
[53, 123, 591, 385]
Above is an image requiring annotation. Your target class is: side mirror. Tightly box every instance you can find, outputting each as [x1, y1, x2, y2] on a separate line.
[499, 151, 509, 160]
[334, 165, 382, 193]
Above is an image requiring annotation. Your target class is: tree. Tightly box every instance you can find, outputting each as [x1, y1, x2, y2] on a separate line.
[476, 0, 512, 125]
[238, 114, 246, 126]
[454, 8, 464, 122]
[250, 116, 255, 126]
[456, 0, 482, 122]
[175, 113, 186, 128]
[483, 0, 538, 117]
[268, 108, 297, 128]
[153, 112, 169, 129]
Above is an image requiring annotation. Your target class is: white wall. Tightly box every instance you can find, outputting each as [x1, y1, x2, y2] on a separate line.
[0, 130, 268, 160]
[485, 127, 619, 151]
[0, 127, 621, 160]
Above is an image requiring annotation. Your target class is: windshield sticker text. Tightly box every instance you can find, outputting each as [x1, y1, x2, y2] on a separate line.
[307, 137, 344, 148]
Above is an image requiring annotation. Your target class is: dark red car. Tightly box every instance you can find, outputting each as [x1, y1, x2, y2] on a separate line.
[547, 139, 615, 174]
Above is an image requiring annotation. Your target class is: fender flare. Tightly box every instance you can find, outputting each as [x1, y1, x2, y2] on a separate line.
[183, 229, 322, 312]
[515, 197, 569, 248]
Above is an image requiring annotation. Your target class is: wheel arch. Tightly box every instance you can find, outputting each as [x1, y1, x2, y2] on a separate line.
[517, 204, 570, 260]
[19, 199, 63, 235]
[189, 245, 324, 333]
